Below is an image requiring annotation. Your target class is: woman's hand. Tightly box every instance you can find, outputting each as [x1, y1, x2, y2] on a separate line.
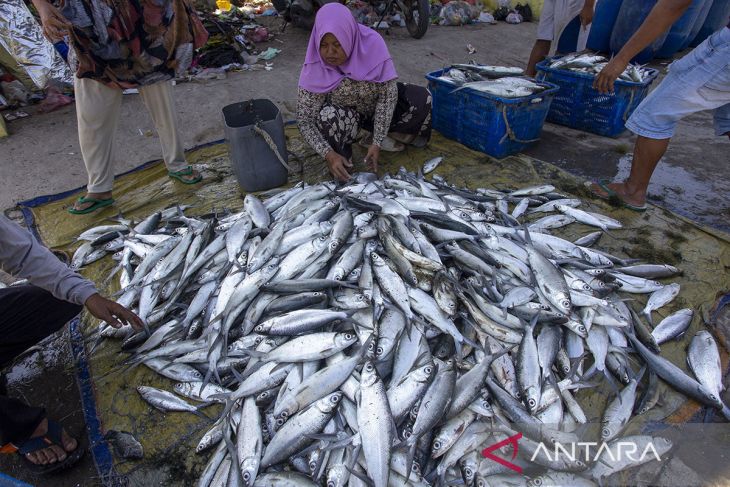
[85, 293, 145, 331]
[325, 150, 353, 182]
[364, 145, 380, 173]
[32, 0, 71, 42]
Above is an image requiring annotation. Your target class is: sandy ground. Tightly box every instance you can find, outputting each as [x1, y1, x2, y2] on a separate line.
[0, 16, 729, 487]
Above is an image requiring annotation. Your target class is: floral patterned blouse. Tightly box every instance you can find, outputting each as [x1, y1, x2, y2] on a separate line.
[297, 78, 398, 158]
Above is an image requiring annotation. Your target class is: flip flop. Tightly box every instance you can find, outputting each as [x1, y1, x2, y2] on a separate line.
[67, 196, 114, 215]
[590, 180, 647, 212]
[10, 420, 86, 475]
[168, 166, 202, 184]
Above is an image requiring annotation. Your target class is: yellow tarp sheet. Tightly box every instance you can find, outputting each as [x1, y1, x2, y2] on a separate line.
[21, 126, 730, 486]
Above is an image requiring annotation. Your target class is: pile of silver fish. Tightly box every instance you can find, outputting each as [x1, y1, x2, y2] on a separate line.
[437, 64, 546, 99]
[547, 53, 653, 84]
[73, 161, 729, 487]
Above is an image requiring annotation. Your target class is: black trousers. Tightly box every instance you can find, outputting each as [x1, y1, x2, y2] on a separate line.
[0, 285, 81, 445]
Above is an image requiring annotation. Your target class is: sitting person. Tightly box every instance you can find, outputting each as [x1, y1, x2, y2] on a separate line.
[296, 3, 432, 181]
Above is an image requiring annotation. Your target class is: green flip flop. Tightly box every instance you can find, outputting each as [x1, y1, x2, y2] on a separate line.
[168, 166, 202, 185]
[591, 180, 647, 212]
[67, 196, 114, 215]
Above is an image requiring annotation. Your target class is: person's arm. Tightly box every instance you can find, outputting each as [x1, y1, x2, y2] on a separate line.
[580, 0, 595, 29]
[372, 80, 398, 149]
[29, 0, 71, 42]
[593, 0, 692, 93]
[0, 216, 143, 330]
[297, 87, 333, 159]
[296, 87, 352, 181]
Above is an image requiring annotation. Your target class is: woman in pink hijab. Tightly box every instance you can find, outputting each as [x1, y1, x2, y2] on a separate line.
[297, 3, 432, 181]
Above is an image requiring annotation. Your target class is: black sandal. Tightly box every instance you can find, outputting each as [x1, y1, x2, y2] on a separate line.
[14, 420, 85, 475]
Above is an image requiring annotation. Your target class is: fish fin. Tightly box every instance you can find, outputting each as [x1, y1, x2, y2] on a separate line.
[239, 348, 266, 358]
[405, 439, 418, 480]
[603, 368, 621, 397]
[345, 465, 375, 487]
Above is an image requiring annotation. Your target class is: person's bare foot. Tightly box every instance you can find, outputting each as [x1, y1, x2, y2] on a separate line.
[590, 181, 646, 208]
[71, 191, 113, 212]
[24, 418, 78, 466]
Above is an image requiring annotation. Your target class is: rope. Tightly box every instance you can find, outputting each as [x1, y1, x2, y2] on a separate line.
[499, 105, 542, 145]
[253, 123, 292, 172]
[622, 88, 637, 122]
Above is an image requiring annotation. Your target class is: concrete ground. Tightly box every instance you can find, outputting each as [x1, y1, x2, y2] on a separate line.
[0, 16, 728, 487]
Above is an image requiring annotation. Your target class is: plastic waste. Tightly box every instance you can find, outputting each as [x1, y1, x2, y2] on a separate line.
[216, 0, 232, 11]
[258, 47, 281, 60]
[0, 80, 29, 105]
[506, 12, 523, 23]
[478, 12, 496, 23]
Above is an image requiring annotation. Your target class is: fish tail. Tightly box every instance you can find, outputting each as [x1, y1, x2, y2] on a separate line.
[404, 440, 418, 481]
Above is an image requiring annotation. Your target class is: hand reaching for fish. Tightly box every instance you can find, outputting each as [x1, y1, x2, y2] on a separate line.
[364, 144, 380, 173]
[325, 150, 353, 182]
[85, 293, 144, 331]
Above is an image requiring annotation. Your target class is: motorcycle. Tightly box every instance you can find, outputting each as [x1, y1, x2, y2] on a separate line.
[272, 0, 430, 39]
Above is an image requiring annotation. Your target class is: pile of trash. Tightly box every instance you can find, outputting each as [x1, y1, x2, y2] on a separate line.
[190, 9, 281, 79]
[74, 160, 728, 486]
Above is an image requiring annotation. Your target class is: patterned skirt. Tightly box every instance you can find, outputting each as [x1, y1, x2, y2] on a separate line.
[316, 83, 432, 159]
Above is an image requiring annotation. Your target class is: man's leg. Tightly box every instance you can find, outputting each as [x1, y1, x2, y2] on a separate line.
[607, 136, 671, 208]
[526, 0, 555, 76]
[592, 27, 730, 207]
[526, 41, 552, 77]
[0, 286, 81, 464]
[72, 77, 123, 212]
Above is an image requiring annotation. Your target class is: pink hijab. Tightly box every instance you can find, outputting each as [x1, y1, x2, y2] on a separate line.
[298, 3, 398, 93]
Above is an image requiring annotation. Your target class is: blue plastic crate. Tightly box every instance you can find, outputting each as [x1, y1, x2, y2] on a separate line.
[535, 59, 659, 137]
[425, 69, 560, 159]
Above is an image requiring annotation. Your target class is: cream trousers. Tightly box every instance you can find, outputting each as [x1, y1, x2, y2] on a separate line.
[74, 77, 188, 193]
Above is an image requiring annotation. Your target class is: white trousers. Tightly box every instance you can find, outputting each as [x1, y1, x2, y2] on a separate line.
[537, 0, 593, 54]
[74, 77, 188, 193]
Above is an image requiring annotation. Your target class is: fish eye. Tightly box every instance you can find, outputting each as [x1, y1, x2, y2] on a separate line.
[562, 300, 571, 308]
[330, 394, 340, 403]
[425, 366, 433, 374]
[533, 479, 543, 486]
[327, 482, 336, 487]
[281, 411, 289, 418]
[376, 347, 384, 355]
[433, 441, 442, 450]
[578, 325, 586, 333]
[243, 473, 250, 481]
[528, 399, 536, 408]
[276, 418, 285, 426]
[345, 333, 354, 340]
[365, 363, 374, 371]
[254, 325, 263, 332]
[601, 427, 611, 438]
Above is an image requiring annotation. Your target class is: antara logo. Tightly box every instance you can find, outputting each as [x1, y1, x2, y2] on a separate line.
[481, 433, 523, 474]
[481, 433, 664, 472]
[530, 441, 664, 463]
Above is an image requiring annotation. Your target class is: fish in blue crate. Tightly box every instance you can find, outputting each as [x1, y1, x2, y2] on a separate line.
[548, 52, 653, 83]
[450, 77, 548, 98]
[436, 63, 526, 86]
